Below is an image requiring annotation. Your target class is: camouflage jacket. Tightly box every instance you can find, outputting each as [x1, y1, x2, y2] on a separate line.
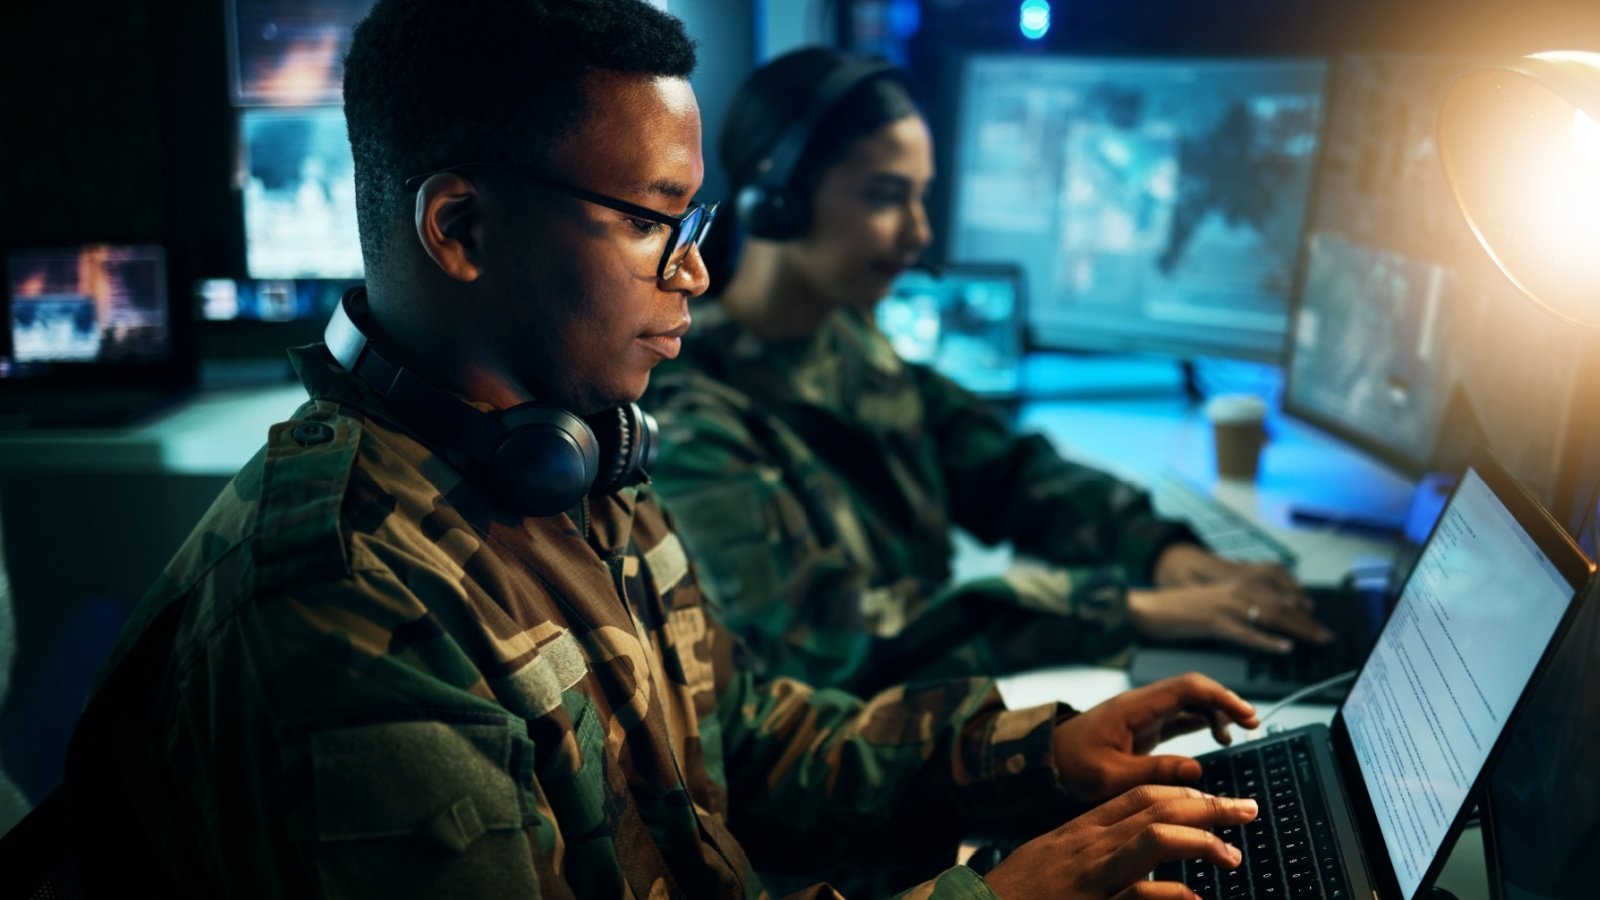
[644, 304, 1197, 694]
[67, 344, 1080, 899]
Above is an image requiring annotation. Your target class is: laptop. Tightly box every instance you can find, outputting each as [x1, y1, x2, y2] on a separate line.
[1155, 453, 1594, 900]
[0, 244, 194, 427]
[1129, 474, 1458, 701]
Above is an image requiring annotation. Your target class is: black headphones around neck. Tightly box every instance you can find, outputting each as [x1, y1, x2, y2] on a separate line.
[734, 58, 902, 241]
[324, 288, 657, 518]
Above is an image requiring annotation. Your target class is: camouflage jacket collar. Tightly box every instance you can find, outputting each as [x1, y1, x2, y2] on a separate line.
[290, 342, 397, 414]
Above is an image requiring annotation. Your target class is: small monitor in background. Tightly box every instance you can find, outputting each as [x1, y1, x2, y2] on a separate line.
[197, 277, 352, 323]
[876, 264, 1025, 398]
[228, 0, 375, 106]
[5, 245, 170, 373]
[194, 278, 355, 385]
[0, 244, 192, 427]
[949, 55, 1328, 363]
[239, 107, 362, 280]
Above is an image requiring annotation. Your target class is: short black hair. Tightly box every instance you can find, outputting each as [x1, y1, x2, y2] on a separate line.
[720, 47, 917, 199]
[343, 0, 697, 273]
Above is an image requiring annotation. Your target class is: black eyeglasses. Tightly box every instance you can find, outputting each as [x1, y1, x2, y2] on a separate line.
[403, 162, 718, 281]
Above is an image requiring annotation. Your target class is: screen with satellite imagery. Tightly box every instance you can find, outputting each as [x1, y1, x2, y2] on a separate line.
[1283, 53, 1583, 501]
[949, 56, 1327, 362]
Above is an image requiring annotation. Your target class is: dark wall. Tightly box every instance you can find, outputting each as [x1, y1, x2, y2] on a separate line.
[1, 1, 241, 291]
[12, 0, 1600, 281]
[672, 0, 756, 203]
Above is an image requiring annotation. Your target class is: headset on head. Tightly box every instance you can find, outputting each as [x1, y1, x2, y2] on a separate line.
[324, 287, 658, 518]
[734, 58, 905, 241]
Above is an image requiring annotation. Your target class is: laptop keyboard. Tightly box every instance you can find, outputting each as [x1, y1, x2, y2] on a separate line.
[1154, 734, 1348, 899]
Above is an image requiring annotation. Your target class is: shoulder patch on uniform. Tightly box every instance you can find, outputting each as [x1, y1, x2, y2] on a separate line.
[253, 409, 362, 594]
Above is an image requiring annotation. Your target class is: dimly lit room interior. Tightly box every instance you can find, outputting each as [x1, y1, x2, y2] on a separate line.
[3, 0, 1600, 896]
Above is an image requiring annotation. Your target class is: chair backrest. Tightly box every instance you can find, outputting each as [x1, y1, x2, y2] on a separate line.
[0, 789, 88, 899]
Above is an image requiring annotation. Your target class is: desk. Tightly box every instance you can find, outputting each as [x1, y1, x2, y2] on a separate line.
[997, 665, 1492, 900]
[0, 383, 306, 476]
[955, 395, 1413, 590]
[1022, 396, 1416, 584]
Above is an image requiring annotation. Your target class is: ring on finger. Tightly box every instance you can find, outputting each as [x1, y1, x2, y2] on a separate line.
[1247, 603, 1262, 624]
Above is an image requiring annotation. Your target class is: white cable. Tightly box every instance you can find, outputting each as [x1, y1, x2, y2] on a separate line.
[1247, 670, 1358, 738]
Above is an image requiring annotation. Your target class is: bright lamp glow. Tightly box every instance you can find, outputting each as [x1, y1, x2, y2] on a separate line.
[1440, 51, 1600, 327]
[1020, 0, 1051, 40]
[1574, 108, 1600, 165]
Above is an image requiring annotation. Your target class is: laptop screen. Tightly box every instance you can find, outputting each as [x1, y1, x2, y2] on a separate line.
[1340, 467, 1577, 898]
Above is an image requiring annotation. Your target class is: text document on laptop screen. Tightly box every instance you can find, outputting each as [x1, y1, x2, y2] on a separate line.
[1340, 468, 1573, 898]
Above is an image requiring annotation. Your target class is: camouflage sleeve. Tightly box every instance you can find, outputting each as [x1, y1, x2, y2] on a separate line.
[881, 866, 1003, 900]
[162, 567, 571, 900]
[713, 637, 1078, 863]
[912, 364, 1200, 583]
[844, 571, 1137, 693]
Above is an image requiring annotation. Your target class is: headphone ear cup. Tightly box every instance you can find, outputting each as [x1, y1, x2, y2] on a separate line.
[585, 404, 658, 496]
[737, 182, 806, 241]
[490, 406, 600, 517]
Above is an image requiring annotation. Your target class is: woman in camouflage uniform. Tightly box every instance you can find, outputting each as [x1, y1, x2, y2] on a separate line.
[646, 48, 1333, 696]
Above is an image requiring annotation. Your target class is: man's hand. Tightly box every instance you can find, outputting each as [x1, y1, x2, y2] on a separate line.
[983, 786, 1258, 900]
[1052, 674, 1260, 805]
[1135, 545, 1332, 654]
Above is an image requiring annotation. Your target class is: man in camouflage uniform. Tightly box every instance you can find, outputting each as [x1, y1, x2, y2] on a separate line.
[62, 2, 1263, 897]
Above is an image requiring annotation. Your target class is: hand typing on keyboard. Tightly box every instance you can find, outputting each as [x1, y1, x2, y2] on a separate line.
[980, 676, 1263, 899]
[983, 786, 1257, 900]
[1051, 673, 1262, 803]
[1130, 545, 1335, 654]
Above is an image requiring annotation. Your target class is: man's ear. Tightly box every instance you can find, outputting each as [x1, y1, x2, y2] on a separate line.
[415, 172, 483, 283]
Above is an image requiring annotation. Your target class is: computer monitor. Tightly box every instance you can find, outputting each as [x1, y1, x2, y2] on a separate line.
[197, 277, 353, 324]
[948, 55, 1327, 363]
[228, 0, 375, 106]
[194, 277, 356, 383]
[239, 107, 363, 280]
[3, 245, 171, 375]
[1282, 53, 1584, 505]
[0, 244, 192, 425]
[875, 263, 1025, 398]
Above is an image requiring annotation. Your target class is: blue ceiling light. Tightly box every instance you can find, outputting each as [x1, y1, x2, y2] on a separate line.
[1020, 0, 1051, 40]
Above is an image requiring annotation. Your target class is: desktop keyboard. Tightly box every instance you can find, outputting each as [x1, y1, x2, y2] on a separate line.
[1154, 734, 1347, 899]
[1150, 472, 1298, 567]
